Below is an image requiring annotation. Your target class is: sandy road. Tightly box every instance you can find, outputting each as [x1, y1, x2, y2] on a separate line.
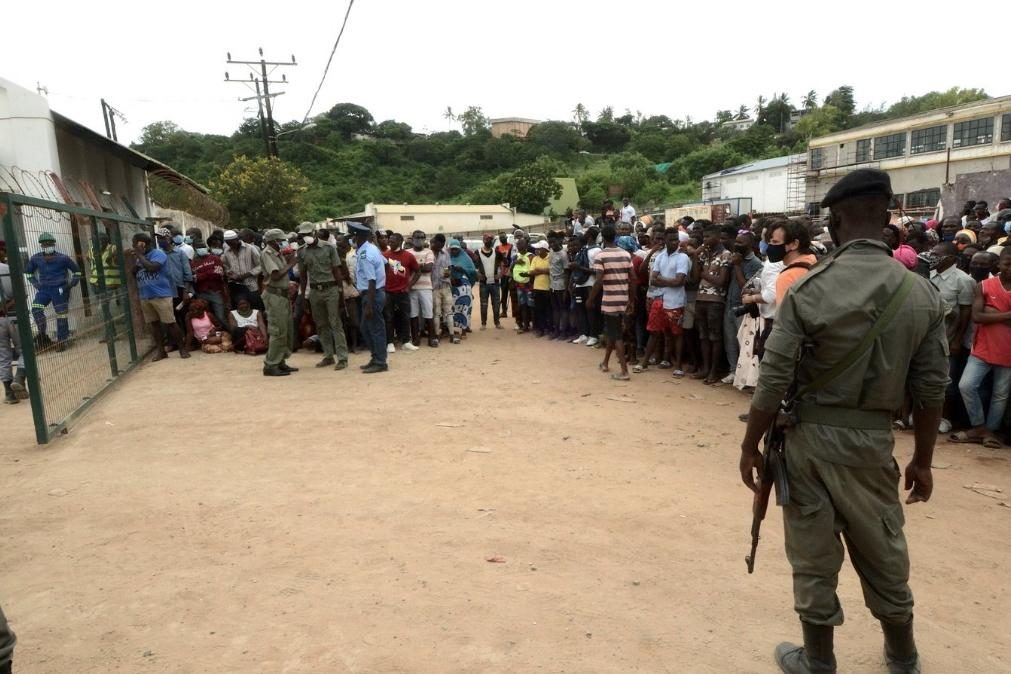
[1, 324, 1009, 673]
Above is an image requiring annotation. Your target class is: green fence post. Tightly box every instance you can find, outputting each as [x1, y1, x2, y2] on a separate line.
[116, 227, 139, 363]
[1, 194, 50, 444]
[89, 216, 119, 377]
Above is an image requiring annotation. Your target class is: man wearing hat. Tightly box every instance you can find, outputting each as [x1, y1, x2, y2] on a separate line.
[222, 228, 262, 310]
[260, 229, 299, 377]
[349, 222, 388, 373]
[297, 222, 349, 370]
[739, 169, 948, 674]
[25, 231, 82, 350]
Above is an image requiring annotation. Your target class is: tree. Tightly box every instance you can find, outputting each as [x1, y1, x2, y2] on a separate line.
[581, 121, 631, 153]
[499, 156, 565, 214]
[715, 110, 734, 125]
[884, 87, 988, 119]
[793, 104, 845, 139]
[138, 121, 181, 145]
[526, 121, 587, 156]
[457, 106, 490, 136]
[443, 106, 455, 130]
[754, 95, 767, 118]
[736, 105, 750, 120]
[210, 155, 309, 229]
[597, 106, 614, 123]
[572, 103, 589, 125]
[802, 90, 818, 110]
[760, 94, 794, 133]
[608, 152, 654, 198]
[374, 120, 414, 142]
[824, 86, 856, 118]
[326, 103, 375, 139]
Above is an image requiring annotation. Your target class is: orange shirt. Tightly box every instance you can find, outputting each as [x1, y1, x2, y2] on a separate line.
[775, 253, 818, 306]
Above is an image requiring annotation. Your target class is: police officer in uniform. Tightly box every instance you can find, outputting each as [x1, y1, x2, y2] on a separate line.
[297, 222, 350, 370]
[260, 229, 299, 377]
[739, 169, 948, 674]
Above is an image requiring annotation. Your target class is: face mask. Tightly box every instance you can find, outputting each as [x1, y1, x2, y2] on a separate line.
[766, 243, 786, 263]
[970, 267, 991, 282]
[758, 240, 768, 257]
[1005, 221, 1011, 235]
[195, 247, 209, 257]
[941, 233, 955, 242]
[302, 236, 315, 245]
[734, 244, 750, 256]
[210, 247, 223, 256]
[184, 236, 193, 245]
[173, 235, 184, 245]
[42, 246, 56, 255]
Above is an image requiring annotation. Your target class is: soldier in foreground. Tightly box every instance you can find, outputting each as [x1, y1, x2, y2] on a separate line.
[739, 169, 949, 674]
[260, 229, 299, 377]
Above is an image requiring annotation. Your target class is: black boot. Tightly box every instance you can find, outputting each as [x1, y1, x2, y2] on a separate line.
[10, 370, 27, 399]
[774, 622, 837, 673]
[0, 659, 10, 674]
[278, 361, 299, 373]
[262, 365, 290, 377]
[3, 381, 17, 405]
[882, 618, 920, 674]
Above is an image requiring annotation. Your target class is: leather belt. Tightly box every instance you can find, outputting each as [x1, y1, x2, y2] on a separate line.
[311, 281, 336, 291]
[264, 286, 288, 297]
[794, 401, 892, 431]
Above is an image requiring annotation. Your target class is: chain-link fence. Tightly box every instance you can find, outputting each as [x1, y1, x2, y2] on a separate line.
[1, 192, 153, 444]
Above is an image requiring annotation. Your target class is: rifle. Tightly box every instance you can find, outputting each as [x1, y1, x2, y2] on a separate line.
[745, 413, 791, 574]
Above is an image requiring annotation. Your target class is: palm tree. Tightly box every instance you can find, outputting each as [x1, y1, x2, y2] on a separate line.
[443, 106, 455, 130]
[736, 105, 749, 120]
[572, 103, 589, 125]
[754, 95, 766, 118]
[802, 90, 818, 110]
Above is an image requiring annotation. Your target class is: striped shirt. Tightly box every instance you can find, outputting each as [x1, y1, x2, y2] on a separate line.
[592, 246, 633, 315]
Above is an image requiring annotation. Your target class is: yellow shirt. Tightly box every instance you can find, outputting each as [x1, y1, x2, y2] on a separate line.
[530, 254, 551, 291]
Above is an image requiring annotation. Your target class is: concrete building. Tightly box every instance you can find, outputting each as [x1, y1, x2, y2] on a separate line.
[702, 154, 806, 214]
[722, 118, 755, 133]
[339, 203, 547, 237]
[489, 117, 540, 139]
[805, 95, 1011, 215]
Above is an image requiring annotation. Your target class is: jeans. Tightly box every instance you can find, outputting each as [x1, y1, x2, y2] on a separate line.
[359, 289, 388, 366]
[958, 354, 1011, 431]
[479, 282, 501, 326]
[551, 290, 569, 335]
[383, 290, 411, 345]
[724, 306, 743, 374]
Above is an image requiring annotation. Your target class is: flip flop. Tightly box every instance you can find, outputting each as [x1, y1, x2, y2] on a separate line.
[632, 364, 645, 374]
[599, 362, 610, 373]
[948, 431, 983, 444]
[690, 372, 707, 380]
[982, 436, 1003, 449]
[672, 370, 685, 378]
[611, 373, 630, 381]
[658, 360, 672, 369]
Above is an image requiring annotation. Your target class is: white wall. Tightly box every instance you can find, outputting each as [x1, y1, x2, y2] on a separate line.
[0, 78, 63, 192]
[374, 211, 545, 235]
[704, 168, 789, 213]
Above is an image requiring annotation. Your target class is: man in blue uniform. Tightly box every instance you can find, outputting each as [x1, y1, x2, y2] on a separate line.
[25, 231, 81, 351]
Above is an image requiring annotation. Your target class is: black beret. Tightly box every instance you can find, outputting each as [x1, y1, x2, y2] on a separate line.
[820, 168, 893, 208]
[346, 221, 372, 234]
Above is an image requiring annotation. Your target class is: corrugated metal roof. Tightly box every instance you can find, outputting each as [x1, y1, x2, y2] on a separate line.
[489, 117, 541, 125]
[370, 204, 514, 214]
[703, 154, 802, 180]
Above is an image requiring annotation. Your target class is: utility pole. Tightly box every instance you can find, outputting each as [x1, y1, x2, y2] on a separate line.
[225, 48, 296, 158]
[100, 99, 127, 142]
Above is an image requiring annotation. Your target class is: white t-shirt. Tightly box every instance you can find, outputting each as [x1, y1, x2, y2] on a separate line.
[409, 248, 435, 290]
[620, 205, 636, 223]
[177, 243, 195, 260]
[583, 214, 595, 228]
[576, 246, 601, 288]
[231, 309, 259, 329]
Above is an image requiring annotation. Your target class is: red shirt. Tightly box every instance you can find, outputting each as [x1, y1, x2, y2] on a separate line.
[972, 276, 1011, 367]
[191, 254, 226, 294]
[382, 249, 419, 294]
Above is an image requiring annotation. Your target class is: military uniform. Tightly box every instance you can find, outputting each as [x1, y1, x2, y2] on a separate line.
[299, 243, 349, 366]
[260, 241, 294, 369]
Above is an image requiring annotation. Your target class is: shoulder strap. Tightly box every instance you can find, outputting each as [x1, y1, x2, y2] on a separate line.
[793, 272, 916, 400]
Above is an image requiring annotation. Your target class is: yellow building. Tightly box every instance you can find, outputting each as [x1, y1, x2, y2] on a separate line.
[338, 203, 548, 237]
[806, 95, 1011, 214]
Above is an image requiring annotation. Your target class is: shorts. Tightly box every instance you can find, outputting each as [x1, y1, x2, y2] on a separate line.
[646, 299, 684, 335]
[140, 297, 175, 324]
[410, 288, 434, 320]
[603, 313, 624, 342]
[515, 285, 535, 308]
[694, 300, 724, 341]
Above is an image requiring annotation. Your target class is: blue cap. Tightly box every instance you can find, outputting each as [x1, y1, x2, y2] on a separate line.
[449, 238, 462, 249]
[346, 221, 371, 234]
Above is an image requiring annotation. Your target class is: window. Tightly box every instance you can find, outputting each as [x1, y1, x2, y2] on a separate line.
[855, 139, 871, 163]
[1001, 114, 1011, 142]
[479, 215, 493, 220]
[874, 132, 906, 160]
[905, 189, 941, 209]
[952, 117, 993, 148]
[910, 125, 947, 154]
[399, 215, 415, 221]
[810, 147, 823, 169]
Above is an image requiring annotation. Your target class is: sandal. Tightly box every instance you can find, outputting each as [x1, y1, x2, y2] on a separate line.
[672, 370, 685, 378]
[611, 373, 630, 381]
[982, 436, 1003, 449]
[599, 362, 610, 373]
[632, 364, 645, 374]
[658, 360, 672, 369]
[948, 431, 983, 445]
[690, 372, 708, 380]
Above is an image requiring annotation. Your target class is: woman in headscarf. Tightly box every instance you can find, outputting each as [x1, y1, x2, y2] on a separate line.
[882, 224, 918, 270]
[448, 239, 477, 344]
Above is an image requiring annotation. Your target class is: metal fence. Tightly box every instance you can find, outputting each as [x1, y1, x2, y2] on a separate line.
[1, 192, 153, 444]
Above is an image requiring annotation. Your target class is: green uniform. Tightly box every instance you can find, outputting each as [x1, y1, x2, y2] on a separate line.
[261, 245, 293, 367]
[300, 245, 348, 362]
[0, 603, 14, 670]
[752, 239, 948, 627]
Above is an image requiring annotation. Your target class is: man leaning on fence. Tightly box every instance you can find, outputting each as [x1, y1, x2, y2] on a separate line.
[126, 232, 190, 361]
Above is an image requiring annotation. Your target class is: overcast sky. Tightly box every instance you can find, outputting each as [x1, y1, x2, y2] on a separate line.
[3, 0, 1006, 145]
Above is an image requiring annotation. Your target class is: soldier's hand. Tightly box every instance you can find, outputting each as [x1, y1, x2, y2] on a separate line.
[739, 446, 764, 493]
[903, 462, 933, 504]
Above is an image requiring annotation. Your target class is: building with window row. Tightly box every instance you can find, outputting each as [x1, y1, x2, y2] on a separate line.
[805, 95, 1011, 214]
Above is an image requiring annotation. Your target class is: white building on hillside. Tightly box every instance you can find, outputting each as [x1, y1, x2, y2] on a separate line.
[702, 154, 806, 214]
[337, 203, 548, 236]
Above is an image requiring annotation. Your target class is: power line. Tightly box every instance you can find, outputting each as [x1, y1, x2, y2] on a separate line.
[225, 48, 297, 157]
[301, 0, 356, 125]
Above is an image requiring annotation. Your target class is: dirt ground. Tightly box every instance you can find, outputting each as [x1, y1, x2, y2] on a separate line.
[1, 322, 1009, 673]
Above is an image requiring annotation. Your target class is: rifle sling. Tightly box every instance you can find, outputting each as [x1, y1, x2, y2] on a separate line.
[792, 272, 915, 401]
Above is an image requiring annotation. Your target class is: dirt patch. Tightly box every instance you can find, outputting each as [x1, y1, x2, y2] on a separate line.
[1, 326, 1009, 673]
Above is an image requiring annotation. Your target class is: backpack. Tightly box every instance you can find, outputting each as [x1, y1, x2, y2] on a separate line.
[571, 247, 592, 285]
